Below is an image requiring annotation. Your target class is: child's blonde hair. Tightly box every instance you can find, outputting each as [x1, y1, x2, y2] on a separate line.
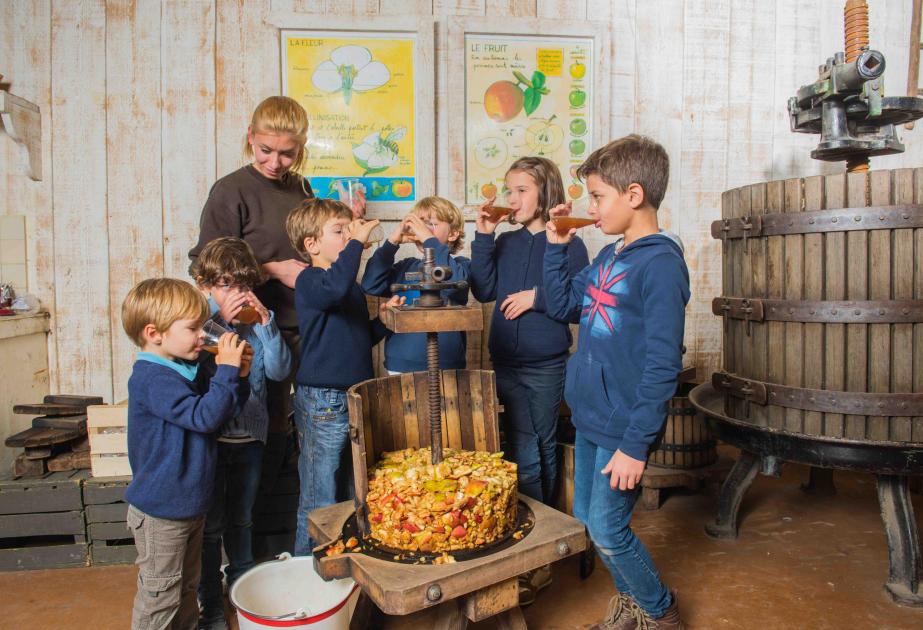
[285, 198, 353, 261]
[576, 135, 670, 210]
[244, 96, 309, 174]
[505, 156, 566, 223]
[189, 237, 265, 289]
[412, 196, 465, 253]
[121, 278, 209, 348]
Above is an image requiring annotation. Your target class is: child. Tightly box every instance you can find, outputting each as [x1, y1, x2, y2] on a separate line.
[543, 135, 689, 629]
[361, 196, 471, 373]
[469, 156, 589, 603]
[120, 278, 251, 630]
[285, 198, 402, 556]
[190, 238, 293, 630]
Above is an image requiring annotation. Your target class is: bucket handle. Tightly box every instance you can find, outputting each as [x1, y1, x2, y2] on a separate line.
[248, 553, 309, 621]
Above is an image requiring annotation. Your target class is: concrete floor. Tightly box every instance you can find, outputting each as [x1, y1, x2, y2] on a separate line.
[2, 458, 922, 629]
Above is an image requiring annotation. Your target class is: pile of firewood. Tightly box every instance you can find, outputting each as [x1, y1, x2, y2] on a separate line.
[5, 395, 103, 477]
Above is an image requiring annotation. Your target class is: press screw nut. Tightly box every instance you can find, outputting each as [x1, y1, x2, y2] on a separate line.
[557, 541, 570, 556]
[427, 584, 443, 602]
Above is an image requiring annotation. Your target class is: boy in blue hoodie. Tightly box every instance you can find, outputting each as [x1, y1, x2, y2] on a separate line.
[285, 198, 402, 556]
[191, 237, 293, 630]
[543, 135, 690, 630]
[361, 196, 470, 373]
[121, 278, 250, 630]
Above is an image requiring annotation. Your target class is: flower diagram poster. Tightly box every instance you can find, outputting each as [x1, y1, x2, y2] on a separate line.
[465, 34, 594, 206]
[283, 31, 416, 202]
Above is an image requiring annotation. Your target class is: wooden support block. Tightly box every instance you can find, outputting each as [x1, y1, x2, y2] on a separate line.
[70, 435, 91, 453]
[47, 451, 91, 473]
[463, 577, 518, 622]
[13, 453, 45, 478]
[5, 426, 81, 449]
[381, 305, 483, 333]
[13, 403, 86, 417]
[43, 394, 104, 408]
[23, 446, 52, 460]
[33, 414, 88, 431]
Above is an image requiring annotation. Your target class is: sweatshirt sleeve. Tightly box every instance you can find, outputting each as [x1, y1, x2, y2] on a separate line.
[360, 240, 400, 296]
[299, 240, 364, 311]
[469, 231, 498, 303]
[543, 242, 596, 323]
[534, 236, 589, 314]
[189, 179, 243, 261]
[251, 310, 293, 382]
[619, 254, 690, 461]
[147, 364, 245, 434]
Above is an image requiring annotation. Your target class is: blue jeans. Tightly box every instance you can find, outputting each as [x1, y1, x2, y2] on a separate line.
[198, 440, 263, 618]
[293, 386, 353, 556]
[573, 432, 672, 617]
[495, 361, 565, 504]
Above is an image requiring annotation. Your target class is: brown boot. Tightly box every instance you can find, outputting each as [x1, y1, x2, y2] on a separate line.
[635, 595, 685, 630]
[589, 592, 639, 630]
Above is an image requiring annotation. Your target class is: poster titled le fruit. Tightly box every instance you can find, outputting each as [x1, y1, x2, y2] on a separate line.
[464, 34, 594, 205]
[282, 31, 417, 203]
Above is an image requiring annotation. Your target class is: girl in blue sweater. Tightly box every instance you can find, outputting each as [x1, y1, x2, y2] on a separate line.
[470, 156, 589, 603]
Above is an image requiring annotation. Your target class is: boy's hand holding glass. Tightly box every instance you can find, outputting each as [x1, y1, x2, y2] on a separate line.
[242, 291, 270, 326]
[347, 219, 384, 249]
[404, 213, 437, 243]
[238, 343, 254, 378]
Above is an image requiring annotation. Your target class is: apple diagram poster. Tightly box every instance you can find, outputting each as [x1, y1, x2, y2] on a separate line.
[464, 33, 594, 206]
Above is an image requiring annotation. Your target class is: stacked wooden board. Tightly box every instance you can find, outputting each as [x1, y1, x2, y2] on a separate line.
[5, 395, 102, 477]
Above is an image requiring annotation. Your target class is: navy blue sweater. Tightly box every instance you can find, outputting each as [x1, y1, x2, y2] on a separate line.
[470, 228, 588, 366]
[544, 234, 690, 460]
[295, 239, 389, 389]
[125, 359, 250, 519]
[361, 237, 471, 372]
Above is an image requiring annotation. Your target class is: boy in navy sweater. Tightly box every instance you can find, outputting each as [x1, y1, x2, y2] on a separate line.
[121, 278, 250, 630]
[544, 136, 690, 629]
[285, 198, 402, 556]
[361, 196, 470, 373]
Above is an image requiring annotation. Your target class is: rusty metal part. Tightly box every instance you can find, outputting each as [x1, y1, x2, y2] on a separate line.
[711, 204, 923, 240]
[713, 371, 923, 417]
[844, 0, 870, 64]
[427, 331, 442, 464]
[712, 298, 923, 324]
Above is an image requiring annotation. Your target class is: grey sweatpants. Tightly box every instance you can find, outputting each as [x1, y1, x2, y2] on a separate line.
[127, 504, 205, 630]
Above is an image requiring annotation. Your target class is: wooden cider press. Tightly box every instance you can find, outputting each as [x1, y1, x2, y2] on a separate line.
[380, 247, 483, 465]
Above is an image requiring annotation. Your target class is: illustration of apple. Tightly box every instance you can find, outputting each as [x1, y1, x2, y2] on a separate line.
[569, 89, 587, 108]
[391, 179, 413, 198]
[570, 62, 586, 79]
[569, 139, 586, 156]
[569, 118, 587, 136]
[570, 165, 579, 179]
[481, 182, 497, 199]
[568, 183, 583, 199]
[484, 80, 525, 122]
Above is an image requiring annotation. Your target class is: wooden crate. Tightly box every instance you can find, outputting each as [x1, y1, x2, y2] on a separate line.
[87, 403, 131, 478]
[83, 476, 134, 565]
[0, 470, 88, 570]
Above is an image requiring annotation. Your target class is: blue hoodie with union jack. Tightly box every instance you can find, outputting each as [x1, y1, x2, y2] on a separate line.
[543, 234, 689, 460]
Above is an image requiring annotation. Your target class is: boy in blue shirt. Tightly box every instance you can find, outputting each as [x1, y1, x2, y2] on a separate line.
[544, 135, 690, 629]
[121, 278, 250, 630]
[285, 198, 402, 556]
[190, 237, 293, 630]
[361, 196, 470, 373]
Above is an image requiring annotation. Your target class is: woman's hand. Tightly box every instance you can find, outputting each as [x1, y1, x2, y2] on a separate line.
[351, 188, 367, 220]
[245, 291, 271, 326]
[500, 289, 535, 320]
[601, 450, 646, 491]
[262, 259, 309, 289]
[475, 197, 503, 235]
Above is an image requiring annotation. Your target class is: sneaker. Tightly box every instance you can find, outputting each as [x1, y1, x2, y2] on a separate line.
[589, 593, 639, 630]
[634, 595, 685, 630]
[517, 564, 553, 606]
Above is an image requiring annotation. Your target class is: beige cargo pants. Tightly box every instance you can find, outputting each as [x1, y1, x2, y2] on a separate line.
[127, 504, 205, 630]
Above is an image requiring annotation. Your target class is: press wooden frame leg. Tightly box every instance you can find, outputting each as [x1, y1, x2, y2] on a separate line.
[877, 474, 923, 607]
[431, 598, 468, 630]
[705, 450, 760, 539]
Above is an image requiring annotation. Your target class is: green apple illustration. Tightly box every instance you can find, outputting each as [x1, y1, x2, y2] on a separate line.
[569, 89, 586, 108]
[569, 118, 587, 136]
[569, 139, 586, 156]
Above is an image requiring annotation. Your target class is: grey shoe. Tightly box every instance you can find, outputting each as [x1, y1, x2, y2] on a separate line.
[517, 564, 553, 606]
[589, 592, 639, 630]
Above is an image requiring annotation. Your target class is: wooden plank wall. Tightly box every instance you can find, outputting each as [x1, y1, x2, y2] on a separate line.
[0, 0, 919, 402]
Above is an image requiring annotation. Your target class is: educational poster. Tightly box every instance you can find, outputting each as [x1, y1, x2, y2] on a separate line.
[282, 31, 417, 202]
[464, 34, 594, 205]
